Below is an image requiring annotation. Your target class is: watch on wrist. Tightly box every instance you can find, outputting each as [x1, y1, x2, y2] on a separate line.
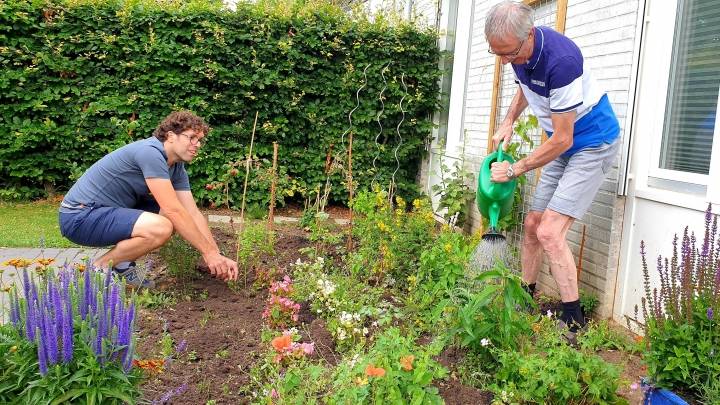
[506, 164, 516, 180]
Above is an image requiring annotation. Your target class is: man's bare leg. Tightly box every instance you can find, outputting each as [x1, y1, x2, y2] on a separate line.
[521, 210, 544, 288]
[94, 212, 173, 268]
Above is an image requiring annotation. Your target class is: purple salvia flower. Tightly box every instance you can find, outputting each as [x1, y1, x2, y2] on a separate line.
[36, 326, 48, 376]
[10, 289, 20, 328]
[708, 308, 714, 321]
[104, 267, 112, 290]
[153, 383, 188, 404]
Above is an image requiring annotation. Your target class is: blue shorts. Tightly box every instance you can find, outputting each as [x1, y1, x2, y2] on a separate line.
[59, 199, 160, 247]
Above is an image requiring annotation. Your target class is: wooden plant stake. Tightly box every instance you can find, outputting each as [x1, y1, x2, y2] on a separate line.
[268, 142, 279, 230]
[239, 111, 259, 231]
[347, 131, 354, 252]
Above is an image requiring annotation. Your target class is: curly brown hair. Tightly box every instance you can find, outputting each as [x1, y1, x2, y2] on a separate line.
[153, 110, 211, 141]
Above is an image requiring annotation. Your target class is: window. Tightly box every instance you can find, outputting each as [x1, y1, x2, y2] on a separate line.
[658, 0, 720, 177]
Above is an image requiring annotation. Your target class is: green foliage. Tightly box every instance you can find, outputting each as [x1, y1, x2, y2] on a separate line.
[328, 328, 447, 404]
[349, 189, 436, 286]
[158, 235, 201, 283]
[450, 260, 534, 353]
[579, 289, 600, 317]
[0, 0, 440, 205]
[234, 221, 276, 288]
[491, 344, 625, 404]
[431, 138, 474, 227]
[135, 289, 177, 309]
[577, 320, 636, 353]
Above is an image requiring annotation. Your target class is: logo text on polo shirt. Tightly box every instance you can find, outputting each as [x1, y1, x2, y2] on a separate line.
[531, 79, 546, 87]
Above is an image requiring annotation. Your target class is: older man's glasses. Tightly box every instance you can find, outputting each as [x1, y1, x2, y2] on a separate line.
[488, 39, 525, 58]
[178, 132, 203, 146]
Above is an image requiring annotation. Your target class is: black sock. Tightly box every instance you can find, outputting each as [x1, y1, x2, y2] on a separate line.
[560, 299, 586, 332]
[522, 282, 536, 297]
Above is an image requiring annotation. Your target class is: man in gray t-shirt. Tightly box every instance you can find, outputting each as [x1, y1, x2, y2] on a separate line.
[59, 111, 237, 285]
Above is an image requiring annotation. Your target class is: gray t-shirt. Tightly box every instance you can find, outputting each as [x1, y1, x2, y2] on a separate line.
[60, 137, 190, 212]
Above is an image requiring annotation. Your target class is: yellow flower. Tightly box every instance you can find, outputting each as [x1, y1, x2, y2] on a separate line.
[35, 258, 55, 267]
[395, 196, 406, 210]
[9, 346, 17, 353]
[443, 243, 453, 253]
[377, 222, 389, 232]
[355, 376, 369, 386]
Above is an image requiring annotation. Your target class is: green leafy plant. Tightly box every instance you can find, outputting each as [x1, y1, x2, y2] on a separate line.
[491, 344, 624, 404]
[328, 327, 447, 404]
[580, 289, 600, 317]
[450, 260, 535, 354]
[631, 204, 720, 398]
[431, 137, 474, 228]
[135, 289, 177, 309]
[234, 221, 276, 289]
[577, 320, 636, 352]
[158, 235, 201, 284]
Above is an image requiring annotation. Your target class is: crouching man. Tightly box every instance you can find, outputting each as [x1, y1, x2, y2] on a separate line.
[59, 110, 238, 287]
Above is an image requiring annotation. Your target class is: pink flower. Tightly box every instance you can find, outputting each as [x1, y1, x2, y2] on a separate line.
[299, 342, 315, 355]
[630, 382, 639, 390]
[270, 388, 279, 398]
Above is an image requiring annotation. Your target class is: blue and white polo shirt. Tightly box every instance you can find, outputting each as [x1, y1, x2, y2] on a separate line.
[513, 26, 620, 156]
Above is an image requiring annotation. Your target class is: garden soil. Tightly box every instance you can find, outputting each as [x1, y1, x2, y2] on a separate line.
[136, 222, 646, 404]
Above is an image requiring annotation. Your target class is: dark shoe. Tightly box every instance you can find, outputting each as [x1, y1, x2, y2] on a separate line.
[556, 320, 586, 347]
[114, 262, 155, 289]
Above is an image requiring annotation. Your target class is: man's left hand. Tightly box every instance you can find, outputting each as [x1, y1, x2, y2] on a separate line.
[491, 161, 513, 183]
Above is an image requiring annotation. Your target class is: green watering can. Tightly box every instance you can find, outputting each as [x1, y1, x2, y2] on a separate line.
[476, 141, 517, 241]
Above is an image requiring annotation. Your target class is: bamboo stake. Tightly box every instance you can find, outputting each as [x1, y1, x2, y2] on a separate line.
[268, 141, 278, 230]
[347, 130, 354, 252]
[240, 111, 259, 230]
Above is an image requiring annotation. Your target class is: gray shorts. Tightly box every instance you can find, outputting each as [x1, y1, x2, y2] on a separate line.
[530, 139, 620, 219]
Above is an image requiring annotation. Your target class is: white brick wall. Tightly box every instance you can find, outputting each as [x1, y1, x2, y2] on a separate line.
[423, 0, 641, 318]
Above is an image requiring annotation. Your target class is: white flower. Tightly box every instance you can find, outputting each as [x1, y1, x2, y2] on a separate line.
[546, 310, 554, 318]
[295, 258, 303, 265]
[480, 338, 490, 347]
[362, 327, 369, 335]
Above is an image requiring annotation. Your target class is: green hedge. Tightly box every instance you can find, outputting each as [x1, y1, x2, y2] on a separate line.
[0, 0, 440, 208]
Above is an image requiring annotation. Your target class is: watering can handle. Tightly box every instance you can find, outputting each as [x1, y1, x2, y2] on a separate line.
[495, 140, 504, 164]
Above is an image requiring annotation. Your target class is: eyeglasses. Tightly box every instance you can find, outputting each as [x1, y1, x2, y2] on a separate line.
[177, 132, 203, 146]
[488, 39, 525, 58]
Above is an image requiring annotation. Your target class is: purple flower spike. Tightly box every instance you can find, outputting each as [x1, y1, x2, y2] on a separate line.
[176, 339, 187, 353]
[36, 326, 48, 376]
[708, 308, 714, 321]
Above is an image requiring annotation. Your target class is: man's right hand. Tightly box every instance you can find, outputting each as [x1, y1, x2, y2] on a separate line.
[492, 121, 514, 151]
[203, 251, 238, 282]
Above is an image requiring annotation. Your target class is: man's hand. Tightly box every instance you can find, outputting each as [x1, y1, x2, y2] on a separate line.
[492, 121, 514, 151]
[203, 251, 238, 282]
[490, 160, 513, 183]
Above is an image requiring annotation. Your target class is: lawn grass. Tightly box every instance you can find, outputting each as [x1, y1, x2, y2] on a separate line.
[0, 199, 76, 248]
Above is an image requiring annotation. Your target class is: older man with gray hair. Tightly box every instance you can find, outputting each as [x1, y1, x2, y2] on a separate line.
[485, 1, 620, 336]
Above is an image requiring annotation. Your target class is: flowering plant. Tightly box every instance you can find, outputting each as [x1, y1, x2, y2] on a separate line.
[633, 204, 720, 399]
[262, 276, 301, 328]
[270, 329, 315, 364]
[0, 262, 141, 404]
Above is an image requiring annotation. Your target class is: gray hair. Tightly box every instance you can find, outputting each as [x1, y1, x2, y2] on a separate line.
[485, 1, 534, 42]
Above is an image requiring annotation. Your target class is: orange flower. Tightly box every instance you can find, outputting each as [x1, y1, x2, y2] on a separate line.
[271, 334, 293, 352]
[35, 258, 55, 267]
[2, 258, 33, 268]
[531, 323, 542, 333]
[634, 335, 644, 344]
[365, 364, 386, 377]
[399, 355, 415, 371]
[132, 358, 165, 373]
